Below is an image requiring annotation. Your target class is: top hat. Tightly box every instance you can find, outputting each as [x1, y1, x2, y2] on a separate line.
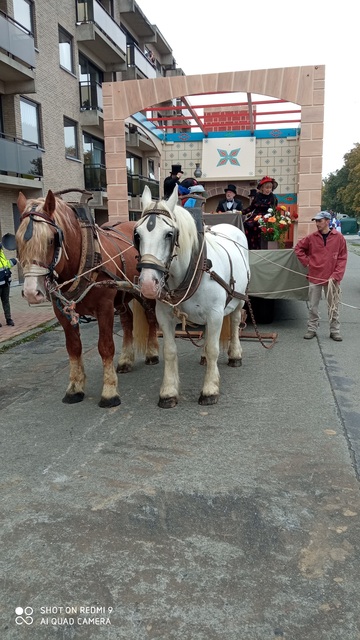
[224, 184, 237, 194]
[171, 164, 183, 174]
[257, 176, 278, 190]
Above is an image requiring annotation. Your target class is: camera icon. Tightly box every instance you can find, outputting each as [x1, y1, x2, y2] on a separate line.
[15, 607, 34, 625]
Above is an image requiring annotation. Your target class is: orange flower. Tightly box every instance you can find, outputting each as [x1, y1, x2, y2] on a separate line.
[268, 216, 276, 223]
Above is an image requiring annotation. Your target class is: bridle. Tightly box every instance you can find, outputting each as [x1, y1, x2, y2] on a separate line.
[134, 209, 179, 277]
[20, 205, 65, 276]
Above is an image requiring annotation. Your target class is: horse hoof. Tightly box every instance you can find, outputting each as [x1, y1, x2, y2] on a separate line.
[117, 363, 132, 374]
[98, 396, 121, 408]
[228, 357, 242, 368]
[198, 393, 218, 406]
[199, 356, 206, 366]
[62, 392, 84, 404]
[145, 356, 159, 365]
[158, 396, 178, 409]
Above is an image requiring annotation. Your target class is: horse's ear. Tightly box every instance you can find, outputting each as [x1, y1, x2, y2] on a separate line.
[141, 185, 152, 209]
[17, 192, 27, 214]
[167, 185, 178, 212]
[43, 190, 56, 216]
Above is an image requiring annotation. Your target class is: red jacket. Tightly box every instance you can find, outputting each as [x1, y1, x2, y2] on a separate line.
[295, 228, 348, 284]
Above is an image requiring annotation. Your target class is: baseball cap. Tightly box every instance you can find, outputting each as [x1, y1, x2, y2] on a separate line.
[312, 211, 331, 221]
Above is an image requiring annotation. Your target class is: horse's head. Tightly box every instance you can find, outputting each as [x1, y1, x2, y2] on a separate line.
[134, 186, 197, 299]
[16, 190, 65, 303]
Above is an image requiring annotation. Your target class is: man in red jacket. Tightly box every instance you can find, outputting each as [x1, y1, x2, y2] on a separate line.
[295, 211, 348, 341]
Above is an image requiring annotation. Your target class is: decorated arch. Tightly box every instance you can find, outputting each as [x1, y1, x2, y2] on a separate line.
[103, 64, 325, 238]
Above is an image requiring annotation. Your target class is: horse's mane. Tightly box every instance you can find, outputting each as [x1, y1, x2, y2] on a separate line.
[16, 196, 77, 267]
[140, 197, 199, 254]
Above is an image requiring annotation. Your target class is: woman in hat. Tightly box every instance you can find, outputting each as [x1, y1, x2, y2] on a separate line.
[215, 184, 242, 213]
[242, 176, 279, 249]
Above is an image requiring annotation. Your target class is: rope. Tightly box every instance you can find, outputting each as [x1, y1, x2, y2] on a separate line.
[51, 227, 134, 294]
[326, 278, 341, 317]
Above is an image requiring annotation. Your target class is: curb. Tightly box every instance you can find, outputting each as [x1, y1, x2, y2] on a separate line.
[0, 318, 59, 352]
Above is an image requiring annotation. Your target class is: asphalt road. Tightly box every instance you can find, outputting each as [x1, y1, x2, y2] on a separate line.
[1, 248, 360, 639]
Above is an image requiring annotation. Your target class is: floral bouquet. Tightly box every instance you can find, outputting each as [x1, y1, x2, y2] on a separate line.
[254, 205, 294, 247]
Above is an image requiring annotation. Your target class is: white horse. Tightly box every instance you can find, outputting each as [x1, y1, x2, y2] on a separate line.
[134, 186, 250, 408]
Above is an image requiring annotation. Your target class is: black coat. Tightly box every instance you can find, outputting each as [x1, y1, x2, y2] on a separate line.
[163, 175, 180, 198]
[215, 198, 242, 213]
[243, 192, 278, 218]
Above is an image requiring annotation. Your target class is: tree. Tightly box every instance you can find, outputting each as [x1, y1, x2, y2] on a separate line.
[322, 143, 360, 218]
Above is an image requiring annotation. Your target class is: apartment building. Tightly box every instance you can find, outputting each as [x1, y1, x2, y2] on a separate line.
[0, 0, 182, 259]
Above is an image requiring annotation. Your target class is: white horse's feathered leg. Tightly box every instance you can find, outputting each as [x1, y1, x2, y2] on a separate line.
[156, 303, 179, 408]
[199, 314, 222, 405]
[228, 304, 243, 366]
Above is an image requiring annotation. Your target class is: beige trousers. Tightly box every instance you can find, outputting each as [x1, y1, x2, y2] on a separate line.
[307, 281, 341, 335]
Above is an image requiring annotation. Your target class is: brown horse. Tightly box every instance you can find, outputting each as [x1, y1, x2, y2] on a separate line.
[15, 190, 158, 407]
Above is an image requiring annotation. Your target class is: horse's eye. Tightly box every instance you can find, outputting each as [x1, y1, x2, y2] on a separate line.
[48, 239, 54, 245]
[165, 231, 174, 239]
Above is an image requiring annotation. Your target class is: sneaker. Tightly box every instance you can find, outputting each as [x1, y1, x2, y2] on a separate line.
[330, 333, 342, 342]
[304, 331, 316, 340]
[6, 319, 14, 326]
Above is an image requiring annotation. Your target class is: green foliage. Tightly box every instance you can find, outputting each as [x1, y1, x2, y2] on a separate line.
[322, 143, 360, 217]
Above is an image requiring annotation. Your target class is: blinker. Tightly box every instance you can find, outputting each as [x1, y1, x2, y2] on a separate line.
[24, 216, 34, 241]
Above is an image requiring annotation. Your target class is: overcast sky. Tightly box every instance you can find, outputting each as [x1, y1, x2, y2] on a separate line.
[137, 0, 358, 178]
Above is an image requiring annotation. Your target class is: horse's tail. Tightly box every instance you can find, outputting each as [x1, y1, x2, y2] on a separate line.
[133, 299, 149, 354]
[220, 315, 231, 350]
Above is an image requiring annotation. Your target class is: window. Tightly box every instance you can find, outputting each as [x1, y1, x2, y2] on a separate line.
[13, 0, 34, 34]
[20, 98, 41, 145]
[64, 118, 78, 159]
[59, 27, 74, 73]
[83, 133, 105, 166]
[83, 134, 106, 190]
[148, 159, 155, 180]
[126, 153, 142, 176]
[79, 55, 104, 110]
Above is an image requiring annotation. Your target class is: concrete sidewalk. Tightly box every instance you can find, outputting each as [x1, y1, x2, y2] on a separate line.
[0, 283, 56, 346]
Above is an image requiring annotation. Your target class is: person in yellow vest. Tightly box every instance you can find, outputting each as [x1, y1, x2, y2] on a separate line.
[0, 242, 17, 327]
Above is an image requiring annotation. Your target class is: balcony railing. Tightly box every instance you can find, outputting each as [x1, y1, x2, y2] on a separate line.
[127, 43, 157, 79]
[76, 0, 127, 54]
[128, 174, 159, 199]
[0, 134, 43, 177]
[0, 10, 35, 68]
[84, 163, 106, 191]
[79, 81, 103, 111]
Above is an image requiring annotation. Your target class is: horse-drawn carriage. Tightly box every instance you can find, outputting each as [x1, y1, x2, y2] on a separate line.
[5, 186, 307, 408]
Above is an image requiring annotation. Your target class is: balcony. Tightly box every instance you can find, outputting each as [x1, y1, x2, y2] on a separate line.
[0, 11, 35, 93]
[79, 80, 104, 127]
[124, 43, 156, 80]
[84, 163, 106, 191]
[128, 173, 159, 199]
[75, 0, 127, 71]
[0, 134, 43, 187]
[119, 0, 156, 40]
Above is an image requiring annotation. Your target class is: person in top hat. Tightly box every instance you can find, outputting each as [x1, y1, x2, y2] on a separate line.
[163, 164, 189, 199]
[242, 176, 279, 249]
[215, 184, 242, 213]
